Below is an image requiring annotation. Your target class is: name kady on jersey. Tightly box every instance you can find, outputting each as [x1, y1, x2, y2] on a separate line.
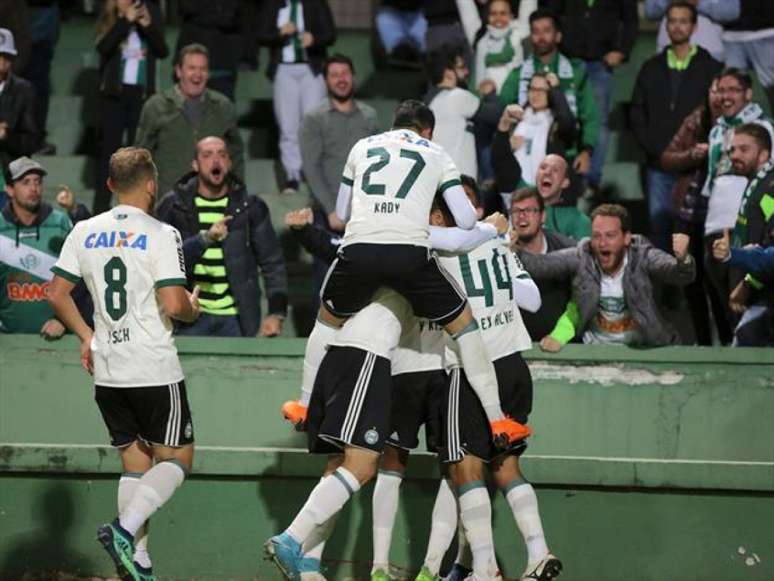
[84, 231, 148, 250]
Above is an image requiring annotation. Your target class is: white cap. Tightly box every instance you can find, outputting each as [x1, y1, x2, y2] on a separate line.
[0, 29, 17, 57]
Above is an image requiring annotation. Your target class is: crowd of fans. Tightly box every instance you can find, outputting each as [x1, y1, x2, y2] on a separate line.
[1, 0, 773, 348]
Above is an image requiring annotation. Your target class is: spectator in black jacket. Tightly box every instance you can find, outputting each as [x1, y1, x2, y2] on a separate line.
[175, 0, 250, 101]
[629, 1, 722, 251]
[257, 0, 336, 194]
[157, 136, 288, 338]
[541, 0, 639, 190]
[510, 187, 575, 341]
[94, 0, 168, 214]
[0, 28, 41, 169]
[724, 0, 774, 113]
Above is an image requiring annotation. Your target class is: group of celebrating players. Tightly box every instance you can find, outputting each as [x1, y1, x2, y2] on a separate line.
[48, 99, 561, 581]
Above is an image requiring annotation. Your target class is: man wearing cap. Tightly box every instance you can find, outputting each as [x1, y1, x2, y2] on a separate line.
[0, 28, 41, 169]
[0, 157, 70, 338]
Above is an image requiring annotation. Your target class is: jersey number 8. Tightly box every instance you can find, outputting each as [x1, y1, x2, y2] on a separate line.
[104, 257, 128, 321]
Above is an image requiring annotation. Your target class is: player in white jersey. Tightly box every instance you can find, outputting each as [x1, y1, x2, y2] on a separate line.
[294, 102, 529, 487]
[413, 201, 562, 581]
[48, 148, 200, 581]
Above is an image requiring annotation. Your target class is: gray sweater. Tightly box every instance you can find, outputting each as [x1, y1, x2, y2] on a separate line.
[520, 235, 696, 346]
[299, 99, 379, 214]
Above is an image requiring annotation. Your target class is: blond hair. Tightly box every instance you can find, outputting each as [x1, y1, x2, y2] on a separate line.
[109, 147, 158, 194]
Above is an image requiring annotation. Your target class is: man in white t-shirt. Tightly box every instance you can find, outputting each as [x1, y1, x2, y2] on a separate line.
[48, 147, 200, 581]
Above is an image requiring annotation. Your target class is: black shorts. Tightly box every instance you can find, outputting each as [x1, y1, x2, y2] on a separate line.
[321, 243, 467, 326]
[95, 380, 194, 448]
[441, 352, 532, 463]
[307, 346, 392, 454]
[387, 369, 447, 453]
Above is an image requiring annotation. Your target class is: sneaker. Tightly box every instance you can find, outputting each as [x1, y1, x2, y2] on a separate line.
[521, 554, 563, 580]
[372, 568, 391, 580]
[281, 400, 308, 431]
[264, 532, 302, 580]
[134, 562, 157, 581]
[415, 565, 440, 580]
[282, 180, 300, 195]
[444, 563, 471, 581]
[299, 556, 321, 574]
[489, 416, 531, 448]
[96, 519, 138, 581]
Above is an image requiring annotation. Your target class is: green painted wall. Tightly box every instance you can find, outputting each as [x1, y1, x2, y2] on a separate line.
[1, 336, 773, 580]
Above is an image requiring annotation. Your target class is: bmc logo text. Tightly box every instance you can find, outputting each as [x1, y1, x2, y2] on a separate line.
[7, 282, 51, 302]
[85, 231, 148, 250]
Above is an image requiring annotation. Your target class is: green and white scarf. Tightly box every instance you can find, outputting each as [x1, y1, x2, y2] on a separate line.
[484, 25, 515, 67]
[703, 103, 766, 197]
[734, 159, 774, 247]
[517, 52, 577, 115]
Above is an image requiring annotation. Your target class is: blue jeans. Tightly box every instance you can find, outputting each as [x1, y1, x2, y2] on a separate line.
[581, 60, 613, 188]
[375, 6, 427, 53]
[176, 313, 242, 337]
[646, 168, 677, 251]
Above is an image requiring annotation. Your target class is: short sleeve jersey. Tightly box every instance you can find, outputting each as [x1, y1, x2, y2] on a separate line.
[340, 129, 462, 247]
[52, 205, 187, 387]
[440, 237, 532, 366]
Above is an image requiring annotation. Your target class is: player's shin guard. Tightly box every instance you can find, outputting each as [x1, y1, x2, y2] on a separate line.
[503, 479, 549, 564]
[287, 467, 361, 545]
[422, 478, 458, 575]
[118, 472, 151, 568]
[371, 470, 403, 573]
[119, 460, 186, 536]
[300, 318, 338, 406]
[458, 481, 498, 580]
[451, 322, 503, 421]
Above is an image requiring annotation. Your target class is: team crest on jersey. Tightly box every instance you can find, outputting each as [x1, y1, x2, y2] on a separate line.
[364, 429, 379, 445]
[84, 231, 148, 250]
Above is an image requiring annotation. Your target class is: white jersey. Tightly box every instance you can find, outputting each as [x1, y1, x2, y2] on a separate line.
[331, 287, 445, 374]
[341, 129, 462, 247]
[440, 236, 533, 367]
[428, 88, 479, 178]
[53, 205, 187, 387]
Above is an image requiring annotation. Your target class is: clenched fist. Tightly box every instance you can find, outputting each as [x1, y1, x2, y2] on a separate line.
[672, 233, 690, 260]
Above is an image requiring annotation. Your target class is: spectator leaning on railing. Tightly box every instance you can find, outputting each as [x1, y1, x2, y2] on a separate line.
[156, 136, 288, 338]
[518, 204, 695, 352]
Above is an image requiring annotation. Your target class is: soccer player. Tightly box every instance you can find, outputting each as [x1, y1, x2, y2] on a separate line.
[414, 202, 562, 581]
[48, 147, 200, 581]
[289, 100, 529, 455]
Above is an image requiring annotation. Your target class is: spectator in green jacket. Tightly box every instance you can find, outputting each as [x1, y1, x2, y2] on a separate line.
[135, 43, 244, 195]
[499, 8, 599, 181]
[0, 157, 69, 338]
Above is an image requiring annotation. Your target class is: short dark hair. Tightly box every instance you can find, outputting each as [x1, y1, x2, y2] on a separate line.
[324, 53, 355, 77]
[718, 67, 753, 91]
[529, 8, 561, 31]
[109, 147, 158, 193]
[431, 192, 454, 226]
[667, 1, 698, 24]
[512, 187, 545, 212]
[735, 123, 773, 153]
[393, 99, 435, 133]
[426, 48, 456, 86]
[176, 43, 209, 67]
[590, 203, 631, 232]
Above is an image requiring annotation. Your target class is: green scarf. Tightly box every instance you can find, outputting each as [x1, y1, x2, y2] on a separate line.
[290, 0, 304, 63]
[484, 27, 515, 67]
[702, 103, 765, 197]
[518, 52, 577, 114]
[734, 159, 774, 247]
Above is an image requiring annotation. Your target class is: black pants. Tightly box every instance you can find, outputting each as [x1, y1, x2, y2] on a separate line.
[94, 86, 145, 214]
[703, 234, 738, 345]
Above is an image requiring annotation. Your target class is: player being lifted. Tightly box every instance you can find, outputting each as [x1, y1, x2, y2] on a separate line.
[284, 100, 529, 447]
[48, 148, 200, 581]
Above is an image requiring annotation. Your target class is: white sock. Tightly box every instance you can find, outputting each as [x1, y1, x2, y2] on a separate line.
[453, 324, 504, 421]
[371, 470, 403, 572]
[300, 319, 338, 406]
[301, 512, 338, 561]
[422, 478, 458, 575]
[504, 481, 549, 564]
[118, 473, 151, 567]
[458, 482, 498, 579]
[119, 460, 186, 536]
[455, 521, 472, 570]
[287, 467, 360, 545]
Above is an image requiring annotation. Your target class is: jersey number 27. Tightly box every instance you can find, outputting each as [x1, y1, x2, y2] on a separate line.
[362, 147, 426, 199]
